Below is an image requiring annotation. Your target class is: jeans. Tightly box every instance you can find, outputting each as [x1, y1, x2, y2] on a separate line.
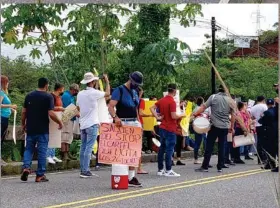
[22, 134, 49, 176]
[232, 128, 243, 161]
[224, 141, 234, 161]
[256, 126, 266, 163]
[202, 126, 228, 169]
[47, 148, 55, 158]
[80, 124, 99, 173]
[1, 116, 9, 146]
[158, 128, 177, 171]
[194, 133, 207, 160]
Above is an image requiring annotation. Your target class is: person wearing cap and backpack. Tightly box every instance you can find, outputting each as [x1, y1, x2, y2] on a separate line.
[77, 72, 110, 178]
[108, 71, 144, 187]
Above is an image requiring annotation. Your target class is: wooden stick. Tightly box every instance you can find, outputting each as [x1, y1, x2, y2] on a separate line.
[204, 51, 248, 134]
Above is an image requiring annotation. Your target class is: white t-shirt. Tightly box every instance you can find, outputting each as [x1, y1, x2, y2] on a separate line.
[250, 103, 268, 127]
[77, 87, 105, 130]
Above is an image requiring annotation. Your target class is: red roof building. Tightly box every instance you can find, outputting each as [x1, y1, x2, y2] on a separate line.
[229, 37, 278, 59]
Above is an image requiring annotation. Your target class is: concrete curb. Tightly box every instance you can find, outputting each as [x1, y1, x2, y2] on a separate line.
[1, 151, 194, 176]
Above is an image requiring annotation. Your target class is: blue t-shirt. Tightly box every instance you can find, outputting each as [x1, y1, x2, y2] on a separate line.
[0, 90, 12, 118]
[111, 85, 139, 118]
[62, 90, 76, 121]
[24, 90, 54, 135]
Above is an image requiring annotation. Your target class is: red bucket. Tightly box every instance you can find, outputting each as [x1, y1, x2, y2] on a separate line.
[111, 164, 128, 190]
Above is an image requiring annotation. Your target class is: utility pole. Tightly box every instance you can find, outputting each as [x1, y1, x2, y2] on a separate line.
[211, 17, 217, 94]
[251, 5, 265, 57]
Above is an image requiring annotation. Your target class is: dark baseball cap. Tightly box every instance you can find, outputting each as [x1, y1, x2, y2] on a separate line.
[273, 83, 279, 87]
[266, 98, 274, 105]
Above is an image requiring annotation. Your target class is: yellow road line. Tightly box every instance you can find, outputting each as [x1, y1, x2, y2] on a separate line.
[73, 170, 268, 208]
[44, 169, 264, 208]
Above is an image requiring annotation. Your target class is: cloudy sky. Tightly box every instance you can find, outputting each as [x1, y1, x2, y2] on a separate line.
[1, 4, 278, 64]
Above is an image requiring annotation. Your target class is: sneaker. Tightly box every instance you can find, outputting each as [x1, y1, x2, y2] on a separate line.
[194, 160, 202, 164]
[145, 150, 152, 154]
[91, 154, 96, 160]
[195, 167, 208, 172]
[35, 175, 49, 182]
[95, 166, 100, 171]
[271, 167, 279, 172]
[234, 159, 245, 164]
[157, 170, 165, 176]
[164, 170, 180, 177]
[53, 157, 62, 163]
[176, 161, 186, 166]
[184, 146, 194, 151]
[21, 169, 31, 182]
[245, 156, 254, 160]
[128, 177, 142, 187]
[47, 157, 56, 164]
[217, 166, 222, 173]
[225, 160, 236, 166]
[208, 165, 213, 168]
[80, 171, 93, 178]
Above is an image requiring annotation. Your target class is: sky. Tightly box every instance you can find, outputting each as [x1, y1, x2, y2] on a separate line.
[1, 4, 278, 64]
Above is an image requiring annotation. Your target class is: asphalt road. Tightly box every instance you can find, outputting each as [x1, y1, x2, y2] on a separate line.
[1, 156, 279, 208]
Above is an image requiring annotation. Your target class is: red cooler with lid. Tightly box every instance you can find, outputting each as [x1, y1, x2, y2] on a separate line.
[111, 164, 129, 189]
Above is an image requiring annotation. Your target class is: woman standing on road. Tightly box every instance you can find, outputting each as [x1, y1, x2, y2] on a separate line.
[1, 75, 17, 166]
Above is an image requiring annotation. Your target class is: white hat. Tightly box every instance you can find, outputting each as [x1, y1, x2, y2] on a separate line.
[80, 72, 99, 84]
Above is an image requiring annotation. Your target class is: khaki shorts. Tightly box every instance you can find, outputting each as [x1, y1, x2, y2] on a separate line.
[61, 121, 74, 144]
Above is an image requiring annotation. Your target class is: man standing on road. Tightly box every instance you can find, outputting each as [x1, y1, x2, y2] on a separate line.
[250, 96, 268, 164]
[21, 78, 63, 182]
[258, 99, 277, 170]
[150, 83, 185, 177]
[77, 72, 110, 178]
[61, 83, 80, 161]
[194, 85, 236, 173]
[108, 71, 144, 187]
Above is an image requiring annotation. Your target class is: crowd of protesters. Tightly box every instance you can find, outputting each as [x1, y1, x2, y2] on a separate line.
[0, 73, 279, 186]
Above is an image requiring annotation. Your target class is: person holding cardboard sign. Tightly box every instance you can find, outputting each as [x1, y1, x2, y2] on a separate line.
[77, 72, 110, 178]
[108, 71, 144, 187]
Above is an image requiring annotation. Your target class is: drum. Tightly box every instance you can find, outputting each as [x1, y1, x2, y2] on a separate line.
[193, 114, 211, 134]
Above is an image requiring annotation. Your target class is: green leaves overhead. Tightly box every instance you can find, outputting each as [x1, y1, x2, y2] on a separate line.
[30, 48, 42, 59]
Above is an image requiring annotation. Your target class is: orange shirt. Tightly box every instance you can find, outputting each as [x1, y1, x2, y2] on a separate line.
[51, 93, 63, 111]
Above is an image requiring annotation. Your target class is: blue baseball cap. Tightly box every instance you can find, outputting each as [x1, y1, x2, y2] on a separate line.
[266, 99, 274, 105]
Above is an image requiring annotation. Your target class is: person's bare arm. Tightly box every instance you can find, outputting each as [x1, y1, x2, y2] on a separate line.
[49, 110, 63, 129]
[192, 104, 207, 117]
[139, 108, 153, 117]
[229, 112, 235, 133]
[54, 106, 65, 112]
[0, 96, 17, 109]
[150, 105, 162, 120]
[21, 108, 27, 132]
[171, 112, 185, 120]
[103, 75, 110, 97]
[108, 100, 122, 127]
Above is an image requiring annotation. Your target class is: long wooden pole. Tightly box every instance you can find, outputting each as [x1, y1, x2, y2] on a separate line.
[204, 51, 248, 134]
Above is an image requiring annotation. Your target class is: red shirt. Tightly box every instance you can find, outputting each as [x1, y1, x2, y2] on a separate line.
[139, 99, 145, 125]
[155, 95, 177, 133]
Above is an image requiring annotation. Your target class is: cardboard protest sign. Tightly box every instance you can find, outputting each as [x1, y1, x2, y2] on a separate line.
[98, 123, 142, 167]
[142, 100, 157, 131]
